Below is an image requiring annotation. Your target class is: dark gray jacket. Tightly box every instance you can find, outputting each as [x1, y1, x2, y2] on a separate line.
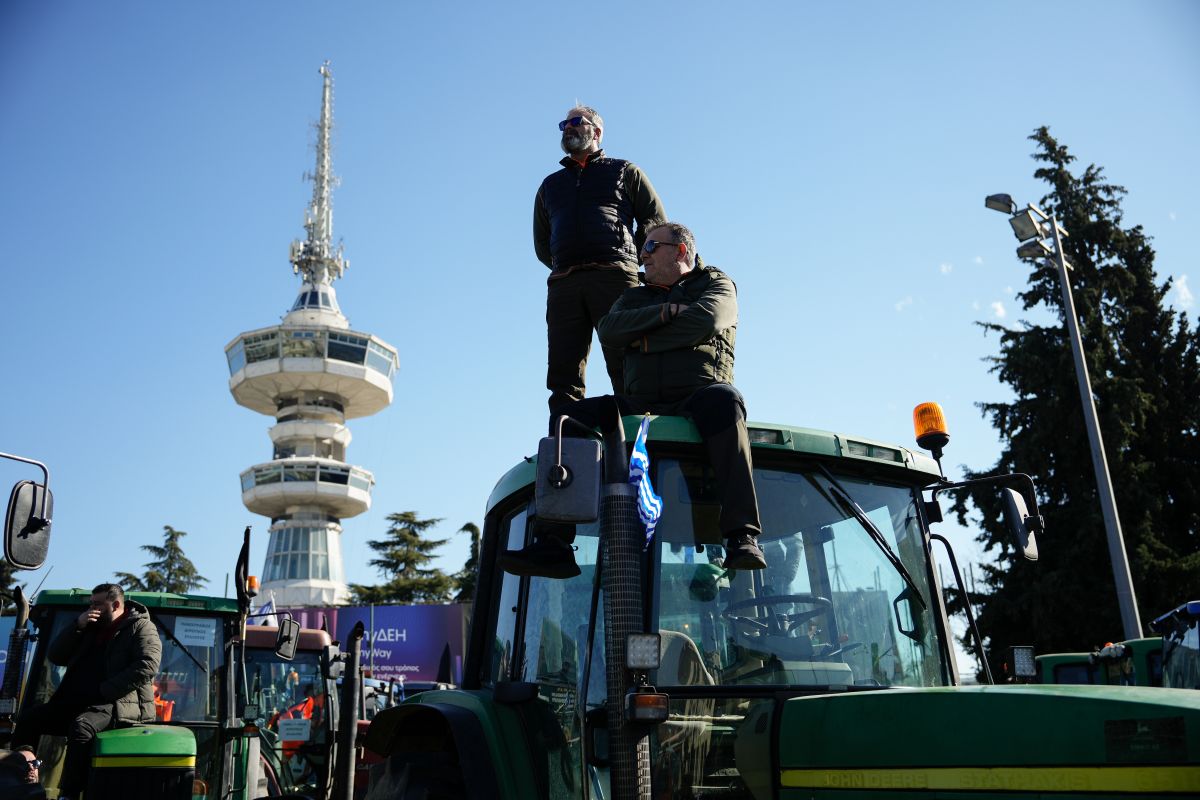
[598, 264, 737, 407]
[49, 600, 162, 723]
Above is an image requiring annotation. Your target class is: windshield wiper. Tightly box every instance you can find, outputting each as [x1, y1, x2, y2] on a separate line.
[811, 465, 926, 610]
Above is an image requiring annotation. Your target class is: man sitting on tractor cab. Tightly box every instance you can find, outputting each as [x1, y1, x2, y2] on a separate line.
[11, 583, 161, 800]
[502, 221, 767, 578]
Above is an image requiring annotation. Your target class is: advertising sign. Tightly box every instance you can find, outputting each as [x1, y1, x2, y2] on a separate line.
[283, 604, 467, 683]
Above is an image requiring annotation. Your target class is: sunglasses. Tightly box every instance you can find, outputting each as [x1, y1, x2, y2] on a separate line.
[23, 759, 42, 771]
[558, 116, 594, 131]
[642, 239, 681, 254]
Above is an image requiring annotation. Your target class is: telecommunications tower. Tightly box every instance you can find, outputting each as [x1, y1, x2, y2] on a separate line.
[224, 63, 397, 607]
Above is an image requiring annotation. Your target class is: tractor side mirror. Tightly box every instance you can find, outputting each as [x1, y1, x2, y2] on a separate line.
[274, 618, 301, 661]
[5, 480, 53, 570]
[322, 644, 344, 679]
[535, 435, 601, 523]
[1002, 488, 1039, 561]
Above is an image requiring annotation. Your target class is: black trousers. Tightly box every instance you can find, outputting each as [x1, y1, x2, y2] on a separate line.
[553, 384, 762, 539]
[546, 268, 639, 413]
[14, 693, 114, 796]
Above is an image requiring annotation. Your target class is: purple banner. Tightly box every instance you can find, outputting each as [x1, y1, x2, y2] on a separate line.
[285, 605, 467, 684]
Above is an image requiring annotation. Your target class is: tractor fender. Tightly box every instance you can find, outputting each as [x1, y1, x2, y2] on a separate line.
[363, 702, 500, 799]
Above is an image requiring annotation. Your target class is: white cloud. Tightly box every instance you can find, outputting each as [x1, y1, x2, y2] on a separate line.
[940, 262, 953, 274]
[1169, 211, 1177, 222]
[1005, 285, 1014, 294]
[973, 256, 984, 265]
[991, 301, 1007, 319]
[972, 301, 981, 311]
[1176, 274, 1194, 308]
[895, 296, 913, 312]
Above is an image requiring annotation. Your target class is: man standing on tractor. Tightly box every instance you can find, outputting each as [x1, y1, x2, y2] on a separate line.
[13, 583, 161, 799]
[503, 221, 768, 578]
[534, 104, 667, 415]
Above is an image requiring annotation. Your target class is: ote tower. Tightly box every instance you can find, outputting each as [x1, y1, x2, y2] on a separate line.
[225, 64, 397, 607]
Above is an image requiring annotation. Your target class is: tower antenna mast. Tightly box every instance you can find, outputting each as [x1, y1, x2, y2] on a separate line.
[290, 61, 346, 285]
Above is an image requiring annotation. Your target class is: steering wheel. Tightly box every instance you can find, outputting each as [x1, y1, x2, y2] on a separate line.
[722, 594, 834, 638]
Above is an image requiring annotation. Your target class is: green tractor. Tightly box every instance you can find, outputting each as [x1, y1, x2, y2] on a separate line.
[0, 515, 364, 799]
[1034, 637, 1163, 687]
[362, 408, 1200, 799]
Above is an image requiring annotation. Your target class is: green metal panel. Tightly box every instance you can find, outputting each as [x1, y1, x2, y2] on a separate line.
[777, 685, 1200, 797]
[93, 725, 197, 757]
[485, 415, 941, 514]
[35, 588, 239, 615]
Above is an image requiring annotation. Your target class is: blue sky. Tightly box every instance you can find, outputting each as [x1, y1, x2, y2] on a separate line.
[2, 1, 1196, 615]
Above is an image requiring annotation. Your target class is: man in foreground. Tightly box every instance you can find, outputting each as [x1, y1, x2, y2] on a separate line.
[504, 222, 766, 578]
[13, 583, 161, 799]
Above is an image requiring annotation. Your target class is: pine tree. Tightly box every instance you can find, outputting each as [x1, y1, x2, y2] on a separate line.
[953, 127, 1200, 674]
[350, 512, 455, 604]
[115, 525, 208, 594]
[452, 522, 481, 605]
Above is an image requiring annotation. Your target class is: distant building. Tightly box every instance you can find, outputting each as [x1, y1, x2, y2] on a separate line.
[225, 63, 397, 606]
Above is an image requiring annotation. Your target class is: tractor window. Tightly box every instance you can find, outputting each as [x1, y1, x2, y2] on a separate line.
[154, 613, 227, 723]
[485, 505, 527, 685]
[653, 460, 944, 690]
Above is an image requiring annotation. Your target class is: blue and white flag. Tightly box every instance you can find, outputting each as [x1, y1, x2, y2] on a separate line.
[629, 415, 663, 548]
[249, 595, 278, 627]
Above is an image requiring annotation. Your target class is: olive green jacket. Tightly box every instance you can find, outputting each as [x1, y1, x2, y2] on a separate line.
[49, 600, 162, 723]
[597, 264, 737, 407]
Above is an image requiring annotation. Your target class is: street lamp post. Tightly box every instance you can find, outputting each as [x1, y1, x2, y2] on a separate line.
[985, 194, 1143, 640]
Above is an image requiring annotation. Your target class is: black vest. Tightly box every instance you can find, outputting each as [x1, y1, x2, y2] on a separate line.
[542, 154, 638, 271]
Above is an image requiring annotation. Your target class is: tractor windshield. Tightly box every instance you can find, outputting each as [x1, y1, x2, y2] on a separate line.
[27, 607, 226, 724]
[650, 460, 943, 689]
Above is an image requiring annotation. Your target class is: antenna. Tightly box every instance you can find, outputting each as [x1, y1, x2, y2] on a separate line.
[290, 61, 347, 286]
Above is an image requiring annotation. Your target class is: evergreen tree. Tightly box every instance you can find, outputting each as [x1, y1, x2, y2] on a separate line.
[452, 522, 481, 605]
[115, 525, 208, 594]
[953, 127, 1200, 674]
[0, 558, 22, 613]
[350, 512, 455, 604]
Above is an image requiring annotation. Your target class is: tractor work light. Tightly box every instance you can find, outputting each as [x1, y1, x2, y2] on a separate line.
[912, 402, 949, 453]
[626, 633, 661, 670]
[1010, 646, 1037, 679]
[1008, 209, 1047, 242]
[985, 194, 1017, 214]
[626, 689, 670, 724]
[1016, 239, 1054, 260]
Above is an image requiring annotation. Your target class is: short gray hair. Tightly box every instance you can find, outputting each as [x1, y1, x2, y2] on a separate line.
[647, 222, 696, 265]
[567, 105, 603, 132]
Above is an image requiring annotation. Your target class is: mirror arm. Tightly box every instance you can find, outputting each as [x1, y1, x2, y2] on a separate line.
[931, 473, 1044, 533]
[929, 533, 994, 685]
[0, 452, 51, 526]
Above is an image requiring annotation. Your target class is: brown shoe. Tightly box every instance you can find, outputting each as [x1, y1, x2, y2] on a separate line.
[724, 532, 767, 570]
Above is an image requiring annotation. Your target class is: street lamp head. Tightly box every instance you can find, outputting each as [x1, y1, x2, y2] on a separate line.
[985, 194, 1017, 214]
[1009, 209, 1047, 242]
[1016, 239, 1053, 260]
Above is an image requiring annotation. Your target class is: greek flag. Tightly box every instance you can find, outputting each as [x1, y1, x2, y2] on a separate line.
[249, 596, 278, 626]
[629, 415, 663, 547]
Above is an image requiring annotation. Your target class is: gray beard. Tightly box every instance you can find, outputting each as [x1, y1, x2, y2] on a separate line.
[561, 129, 593, 156]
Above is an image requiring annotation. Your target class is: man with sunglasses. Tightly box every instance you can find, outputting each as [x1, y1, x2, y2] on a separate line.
[503, 222, 767, 578]
[534, 104, 666, 416]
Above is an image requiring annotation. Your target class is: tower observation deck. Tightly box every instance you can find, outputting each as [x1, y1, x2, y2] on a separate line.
[225, 63, 397, 607]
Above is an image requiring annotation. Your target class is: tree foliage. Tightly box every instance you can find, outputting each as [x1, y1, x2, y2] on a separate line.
[452, 522, 481, 605]
[953, 127, 1200, 674]
[115, 525, 208, 594]
[350, 512, 455, 604]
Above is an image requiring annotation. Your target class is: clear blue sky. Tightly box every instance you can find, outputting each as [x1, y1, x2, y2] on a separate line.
[2, 1, 1196, 613]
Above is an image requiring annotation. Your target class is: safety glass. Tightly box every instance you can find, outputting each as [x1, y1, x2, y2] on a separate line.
[558, 116, 594, 131]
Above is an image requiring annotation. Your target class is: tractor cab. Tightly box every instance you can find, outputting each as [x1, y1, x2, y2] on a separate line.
[1150, 600, 1200, 690]
[238, 624, 340, 795]
[21, 589, 237, 799]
